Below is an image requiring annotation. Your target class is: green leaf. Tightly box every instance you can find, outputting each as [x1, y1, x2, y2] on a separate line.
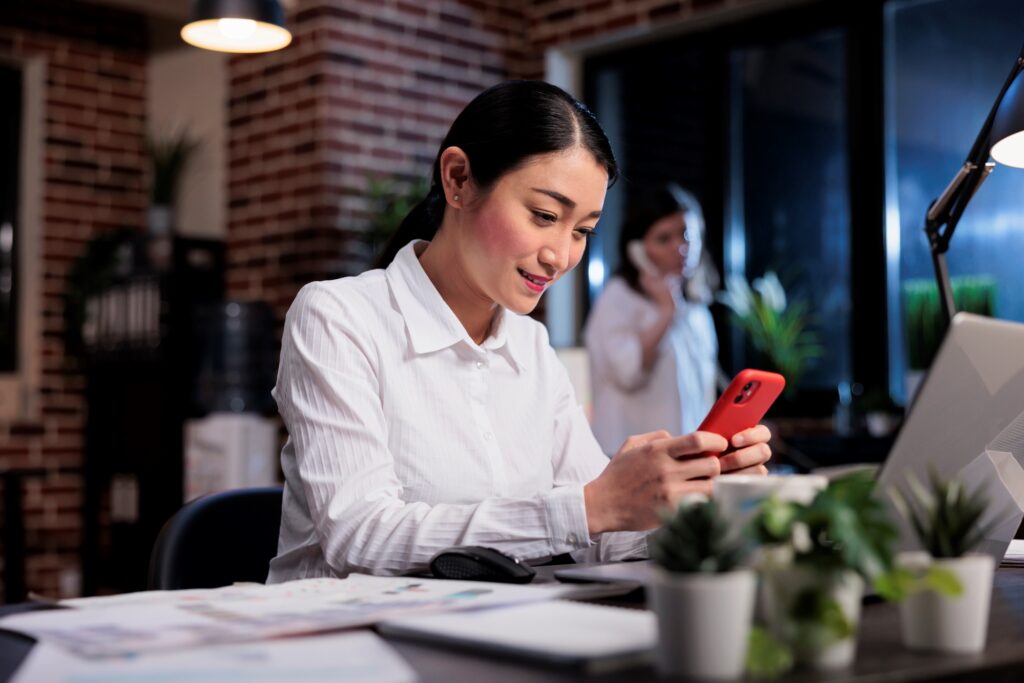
[746, 626, 793, 679]
[874, 568, 915, 602]
[650, 500, 749, 573]
[923, 567, 964, 597]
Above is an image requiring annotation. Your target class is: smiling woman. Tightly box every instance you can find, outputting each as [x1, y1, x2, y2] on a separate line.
[268, 81, 774, 582]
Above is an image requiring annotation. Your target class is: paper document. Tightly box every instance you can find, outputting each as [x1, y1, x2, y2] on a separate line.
[0, 575, 589, 659]
[11, 631, 416, 683]
[1002, 539, 1024, 567]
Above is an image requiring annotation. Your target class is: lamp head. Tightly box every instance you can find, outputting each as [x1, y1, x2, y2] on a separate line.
[181, 0, 292, 53]
[990, 59, 1024, 168]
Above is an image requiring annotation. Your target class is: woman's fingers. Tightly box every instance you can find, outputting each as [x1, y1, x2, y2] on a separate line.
[719, 442, 772, 473]
[724, 464, 769, 476]
[620, 430, 672, 453]
[731, 424, 772, 448]
[668, 452, 721, 480]
[657, 431, 728, 459]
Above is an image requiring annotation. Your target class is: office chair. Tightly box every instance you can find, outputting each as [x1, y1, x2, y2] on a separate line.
[148, 485, 284, 590]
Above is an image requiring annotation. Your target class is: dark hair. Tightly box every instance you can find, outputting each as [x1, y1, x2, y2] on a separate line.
[375, 80, 618, 267]
[616, 184, 719, 303]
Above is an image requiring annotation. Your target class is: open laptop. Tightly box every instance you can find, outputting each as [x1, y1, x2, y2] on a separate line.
[557, 313, 1024, 584]
[876, 312, 1024, 561]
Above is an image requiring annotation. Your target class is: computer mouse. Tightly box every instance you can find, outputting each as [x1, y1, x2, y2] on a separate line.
[429, 545, 537, 584]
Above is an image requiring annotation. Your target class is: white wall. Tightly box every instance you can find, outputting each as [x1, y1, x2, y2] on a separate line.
[147, 46, 226, 239]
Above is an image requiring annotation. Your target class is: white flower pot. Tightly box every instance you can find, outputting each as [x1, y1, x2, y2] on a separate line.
[647, 567, 756, 679]
[761, 566, 863, 669]
[898, 552, 994, 653]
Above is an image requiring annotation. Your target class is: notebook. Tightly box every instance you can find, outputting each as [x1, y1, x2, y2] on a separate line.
[378, 599, 656, 673]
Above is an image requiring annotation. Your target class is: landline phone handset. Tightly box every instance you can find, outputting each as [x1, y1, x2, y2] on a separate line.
[627, 240, 660, 278]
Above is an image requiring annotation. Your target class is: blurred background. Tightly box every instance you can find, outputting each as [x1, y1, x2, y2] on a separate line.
[0, 0, 1022, 600]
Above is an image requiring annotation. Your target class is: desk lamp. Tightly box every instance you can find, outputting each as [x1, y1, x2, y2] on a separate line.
[181, 0, 292, 53]
[924, 41, 1024, 326]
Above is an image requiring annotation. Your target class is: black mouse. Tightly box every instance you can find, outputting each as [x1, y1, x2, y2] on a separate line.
[429, 546, 536, 584]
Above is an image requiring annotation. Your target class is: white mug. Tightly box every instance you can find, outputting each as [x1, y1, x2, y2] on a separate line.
[713, 474, 827, 534]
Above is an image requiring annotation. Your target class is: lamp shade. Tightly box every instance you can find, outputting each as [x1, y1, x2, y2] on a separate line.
[990, 67, 1024, 168]
[181, 0, 292, 53]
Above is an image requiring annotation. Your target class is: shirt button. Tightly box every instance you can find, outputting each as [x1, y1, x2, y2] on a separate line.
[475, 360, 485, 369]
[567, 533, 579, 544]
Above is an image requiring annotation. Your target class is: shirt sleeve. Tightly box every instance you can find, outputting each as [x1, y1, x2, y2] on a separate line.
[543, 333, 651, 563]
[584, 280, 655, 393]
[275, 284, 599, 577]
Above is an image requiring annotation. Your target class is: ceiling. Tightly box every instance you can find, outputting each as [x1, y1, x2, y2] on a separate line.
[92, 0, 191, 21]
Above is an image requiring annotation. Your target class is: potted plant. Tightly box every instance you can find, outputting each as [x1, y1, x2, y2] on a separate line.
[647, 497, 756, 679]
[147, 132, 196, 270]
[879, 471, 997, 653]
[364, 175, 430, 266]
[716, 271, 823, 396]
[751, 471, 897, 670]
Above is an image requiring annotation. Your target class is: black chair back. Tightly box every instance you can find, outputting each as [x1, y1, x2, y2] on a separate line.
[148, 486, 284, 590]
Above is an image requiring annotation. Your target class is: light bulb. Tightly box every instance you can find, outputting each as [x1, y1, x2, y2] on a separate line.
[217, 18, 257, 40]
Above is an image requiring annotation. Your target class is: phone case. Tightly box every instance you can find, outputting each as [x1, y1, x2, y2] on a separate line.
[697, 369, 785, 453]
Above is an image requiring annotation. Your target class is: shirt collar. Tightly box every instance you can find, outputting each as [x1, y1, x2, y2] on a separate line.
[385, 240, 527, 372]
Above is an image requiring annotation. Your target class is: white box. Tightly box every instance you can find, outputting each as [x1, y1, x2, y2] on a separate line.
[184, 413, 279, 501]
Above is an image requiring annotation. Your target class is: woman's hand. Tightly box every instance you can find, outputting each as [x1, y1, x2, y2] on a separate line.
[583, 430, 728, 534]
[718, 424, 773, 475]
[638, 273, 677, 313]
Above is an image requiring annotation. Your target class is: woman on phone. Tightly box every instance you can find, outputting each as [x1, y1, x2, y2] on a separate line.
[268, 83, 770, 582]
[584, 185, 721, 455]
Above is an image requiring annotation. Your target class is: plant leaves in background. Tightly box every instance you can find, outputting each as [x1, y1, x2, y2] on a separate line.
[902, 276, 996, 370]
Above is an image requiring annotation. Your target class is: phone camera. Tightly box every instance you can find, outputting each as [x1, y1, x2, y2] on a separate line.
[733, 394, 744, 404]
[742, 382, 753, 391]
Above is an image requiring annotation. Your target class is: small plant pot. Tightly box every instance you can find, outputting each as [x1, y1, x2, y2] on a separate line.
[647, 567, 756, 679]
[898, 552, 995, 653]
[761, 566, 863, 669]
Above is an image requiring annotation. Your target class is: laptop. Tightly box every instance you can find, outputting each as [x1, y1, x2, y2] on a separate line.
[876, 312, 1024, 561]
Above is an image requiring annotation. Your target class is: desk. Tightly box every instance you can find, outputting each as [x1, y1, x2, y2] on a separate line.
[4, 568, 1024, 682]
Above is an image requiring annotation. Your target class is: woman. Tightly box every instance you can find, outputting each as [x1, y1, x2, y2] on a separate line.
[268, 82, 770, 582]
[584, 185, 721, 456]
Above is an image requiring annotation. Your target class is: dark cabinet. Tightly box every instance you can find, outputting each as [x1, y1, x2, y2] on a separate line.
[80, 236, 223, 596]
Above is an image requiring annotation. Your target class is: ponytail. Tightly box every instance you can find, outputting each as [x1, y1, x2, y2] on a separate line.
[374, 185, 445, 268]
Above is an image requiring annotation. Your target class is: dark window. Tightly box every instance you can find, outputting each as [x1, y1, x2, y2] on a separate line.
[585, 2, 884, 414]
[884, 0, 1024, 401]
[728, 29, 852, 391]
[0, 63, 22, 373]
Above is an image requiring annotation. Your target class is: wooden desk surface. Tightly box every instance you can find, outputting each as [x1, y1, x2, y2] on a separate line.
[3, 568, 1024, 682]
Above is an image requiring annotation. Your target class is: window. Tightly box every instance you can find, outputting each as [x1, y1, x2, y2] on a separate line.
[727, 29, 852, 391]
[884, 0, 1024, 401]
[0, 63, 21, 373]
[0, 57, 42, 419]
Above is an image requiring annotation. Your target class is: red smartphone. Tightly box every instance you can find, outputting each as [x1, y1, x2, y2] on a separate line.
[697, 369, 785, 455]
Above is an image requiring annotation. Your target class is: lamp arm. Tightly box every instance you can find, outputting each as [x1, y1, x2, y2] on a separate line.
[922, 46, 1024, 325]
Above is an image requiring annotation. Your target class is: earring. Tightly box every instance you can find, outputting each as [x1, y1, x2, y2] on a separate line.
[453, 194, 460, 202]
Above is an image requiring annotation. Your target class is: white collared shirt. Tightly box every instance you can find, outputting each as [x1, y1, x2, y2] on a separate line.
[268, 241, 647, 582]
[584, 276, 718, 455]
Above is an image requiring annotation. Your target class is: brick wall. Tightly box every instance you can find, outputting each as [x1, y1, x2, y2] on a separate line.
[521, 0, 736, 78]
[1, 0, 752, 599]
[225, 0, 741, 314]
[225, 0, 526, 321]
[0, 0, 147, 599]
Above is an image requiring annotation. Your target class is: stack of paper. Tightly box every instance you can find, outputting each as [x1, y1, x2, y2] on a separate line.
[11, 631, 416, 683]
[1002, 538, 1024, 567]
[1, 575, 581, 659]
